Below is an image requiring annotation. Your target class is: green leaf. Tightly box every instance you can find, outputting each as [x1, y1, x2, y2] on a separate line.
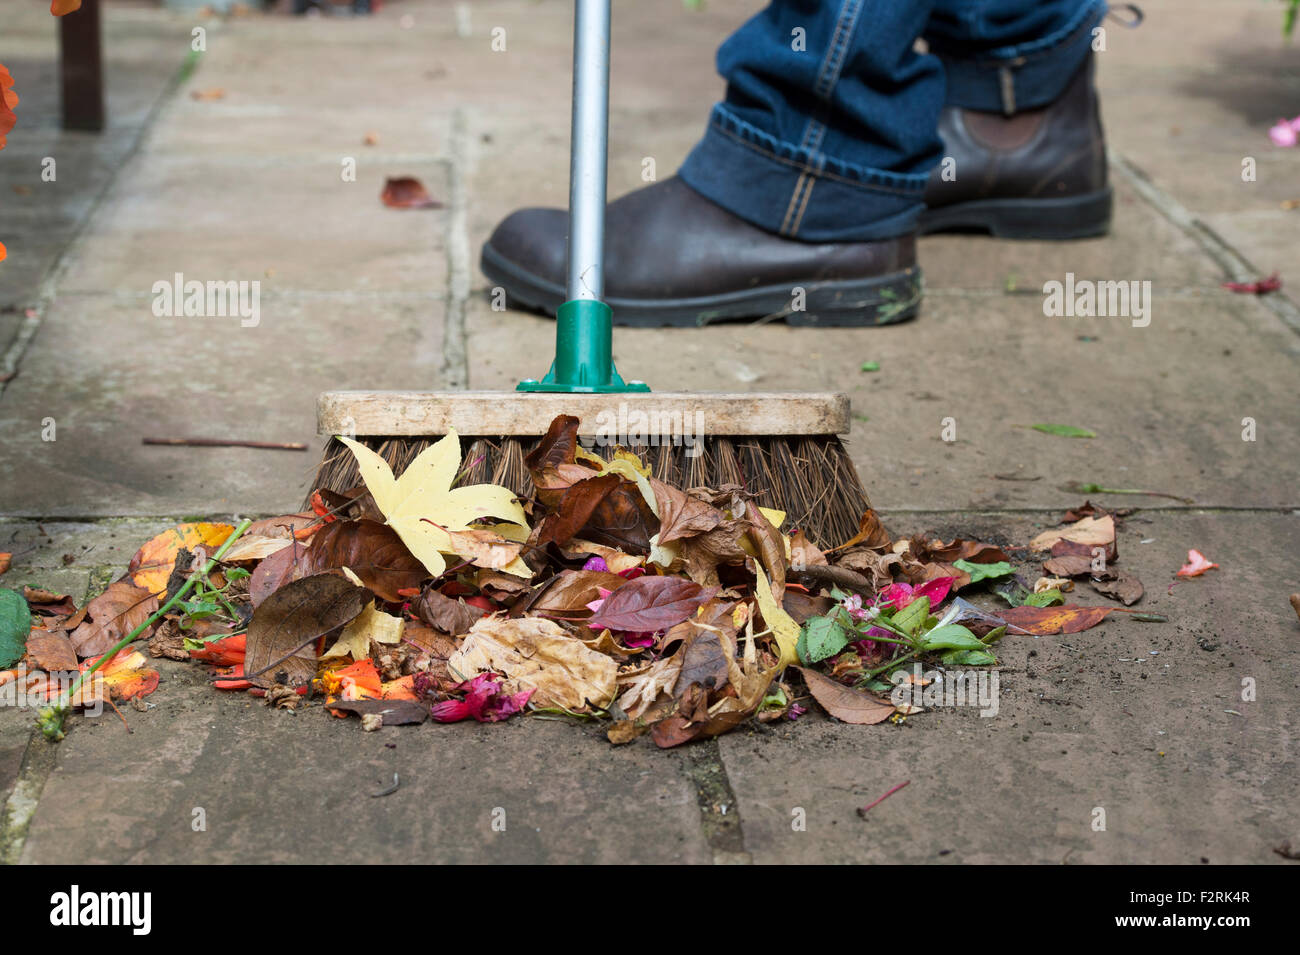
[981, 625, 1008, 646]
[859, 361, 880, 373]
[939, 648, 998, 666]
[919, 624, 985, 652]
[1030, 423, 1095, 438]
[1023, 589, 1064, 607]
[891, 596, 931, 637]
[0, 589, 32, 669]
[953, 559, 1014, 583]
[799, 615, 851, 664]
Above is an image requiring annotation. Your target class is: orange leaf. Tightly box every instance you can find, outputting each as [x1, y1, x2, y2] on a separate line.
[380, 176, 442, 209]
[996, 604, 1113, 635]
[127, 522, 235, 596]
[51, 0, 83, 15]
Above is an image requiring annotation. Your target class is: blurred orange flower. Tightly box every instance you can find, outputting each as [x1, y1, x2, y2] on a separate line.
[0, 63, 17, 151]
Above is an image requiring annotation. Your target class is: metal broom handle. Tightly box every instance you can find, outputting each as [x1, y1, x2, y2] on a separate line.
[566, 0, 610, 303]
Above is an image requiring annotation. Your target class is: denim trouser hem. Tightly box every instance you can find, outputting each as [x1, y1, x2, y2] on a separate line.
[677, 103, 925, 243]
[934, 0, 1108, 112]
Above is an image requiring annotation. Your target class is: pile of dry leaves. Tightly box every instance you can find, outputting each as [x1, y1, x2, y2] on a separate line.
[2, 415, 1166, 746]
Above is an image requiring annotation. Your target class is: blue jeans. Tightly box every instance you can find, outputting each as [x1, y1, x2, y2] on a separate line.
[677, 0, 1108, 241]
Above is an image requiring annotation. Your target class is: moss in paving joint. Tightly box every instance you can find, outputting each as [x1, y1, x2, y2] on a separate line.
[682, 740, 750, 864]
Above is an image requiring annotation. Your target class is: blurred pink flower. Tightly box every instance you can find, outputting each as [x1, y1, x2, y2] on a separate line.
[1268, 116, 1300, 147]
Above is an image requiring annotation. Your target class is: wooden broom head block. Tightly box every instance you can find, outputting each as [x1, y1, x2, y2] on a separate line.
[317, 391, 850, 438]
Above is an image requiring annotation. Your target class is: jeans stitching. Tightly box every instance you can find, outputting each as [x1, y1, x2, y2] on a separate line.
[710, 117, 924, 196]
[780, 173, 809, 235]
[799, 0, 866, 155]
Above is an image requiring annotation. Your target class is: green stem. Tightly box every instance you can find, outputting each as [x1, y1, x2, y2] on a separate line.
[860, 648, 921, 683]
[44, 519, 252, 736]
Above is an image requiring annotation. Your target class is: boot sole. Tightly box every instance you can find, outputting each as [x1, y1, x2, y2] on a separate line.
[480, 245, 922, 328]
[919, 187, 1112, 240]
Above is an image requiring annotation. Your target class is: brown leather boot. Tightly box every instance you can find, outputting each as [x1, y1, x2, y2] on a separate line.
[921, 52, 1111, 239]
[481, 177, 921, 327]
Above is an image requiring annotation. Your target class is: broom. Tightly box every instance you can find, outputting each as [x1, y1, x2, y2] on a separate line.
[311, 0, 871, 547]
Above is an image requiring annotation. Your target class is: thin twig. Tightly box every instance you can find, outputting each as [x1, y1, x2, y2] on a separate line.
[143, 437, 307, 451]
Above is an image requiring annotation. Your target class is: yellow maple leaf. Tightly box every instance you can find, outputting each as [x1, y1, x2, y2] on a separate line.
[753, 567, 799, 670]
[337, 432, 530, 578]
[323, 601, 404, 660]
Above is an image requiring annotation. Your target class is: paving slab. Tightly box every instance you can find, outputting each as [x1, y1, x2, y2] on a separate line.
[0, 293, 447, 516]
[15, 657, 711, 865]
[1097, 0, 1300, 300]
[719, 509, 1300, 865]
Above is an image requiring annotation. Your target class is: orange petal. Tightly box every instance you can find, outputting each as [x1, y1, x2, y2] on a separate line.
[51, 0, 84, 16]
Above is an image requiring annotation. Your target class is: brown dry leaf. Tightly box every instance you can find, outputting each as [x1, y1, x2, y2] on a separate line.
[746, 500, 788, 595]
[798, 667, 895, 724]
[924, 538, 1010, 564]
[650, 478, 724, 544]
[448, 616, 619, 711]
[790, 529, 827, 571]
[190, 87, 226, 101]
[558, 539, 644, 574]
[834, 547, 902, 589]
[1091, 574, 1144, 606]
[244, 573, 366, 688]
[995, 604, 1114, 635]
[380, 176, 442, 209]
[145, 618, 191, 662]
[616, 653, 684, 719]
[413, 586, 485, 636]
[70, 579, 159, 658]
[25, 630, 79, 672]
[243, 513, 318, 539]
[1030, 515, 1115, 554]
[606, 720, 648, 745]
[679, 520, 750, 587]
[300, 519, 427, 603]
[24, 587, 77, 616]
[531, 569, 628, 614]
[1041, 553, 1098, 578]
[402, 621, 460, 659]
[217, 535, 292, 563]
[128, 523, 235, 595]
[249, 540, 309, 608]
[434, 525, 523, 571]
[677, 629, 729, 692]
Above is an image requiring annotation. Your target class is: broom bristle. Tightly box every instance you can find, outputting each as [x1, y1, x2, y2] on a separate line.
[310, 434, 870, 548]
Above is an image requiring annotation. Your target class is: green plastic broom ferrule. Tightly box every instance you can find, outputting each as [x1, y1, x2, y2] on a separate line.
[516, 298, 651, 393]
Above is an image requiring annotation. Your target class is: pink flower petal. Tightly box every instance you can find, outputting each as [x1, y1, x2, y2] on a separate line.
[913, 576, 955, 608]
[582, 555, 609, 572]
[1269, 120, 1297, 147]
[878, 583, 915, 609]
[1176, 548, 1219, 578]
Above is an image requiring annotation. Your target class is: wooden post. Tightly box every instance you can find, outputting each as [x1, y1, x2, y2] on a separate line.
[59, 0, 105, 132]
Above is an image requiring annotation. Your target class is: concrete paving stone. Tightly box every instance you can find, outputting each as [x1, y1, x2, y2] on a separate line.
[467, 288, 1300, 514]
[1098, 0, 1300, 298]
[719, 509, 1300, 865]
[0, 295, 447, 516]
[56, 155, 451, 295]
[17, 660, 711, 864]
